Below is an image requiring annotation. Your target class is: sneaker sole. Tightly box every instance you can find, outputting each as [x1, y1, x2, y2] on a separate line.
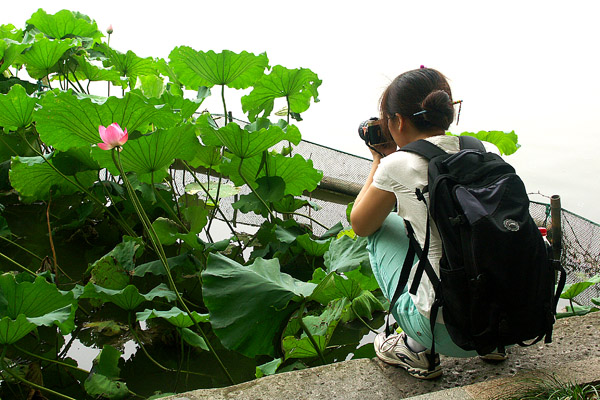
[375, 348, 442, 380]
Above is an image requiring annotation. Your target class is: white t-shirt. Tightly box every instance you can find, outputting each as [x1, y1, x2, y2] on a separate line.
[372, 135, 460, 323]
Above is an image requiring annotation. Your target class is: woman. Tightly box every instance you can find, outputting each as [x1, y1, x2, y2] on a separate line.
[351, 67, 494, 379]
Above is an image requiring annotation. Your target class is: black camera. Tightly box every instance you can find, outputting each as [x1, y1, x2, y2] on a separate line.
[358, 117, 386, 146]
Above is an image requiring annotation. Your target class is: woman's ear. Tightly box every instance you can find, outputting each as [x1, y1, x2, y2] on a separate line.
[395, 113, 406, 132]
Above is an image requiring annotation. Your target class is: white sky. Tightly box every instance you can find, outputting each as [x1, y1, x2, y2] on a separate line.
[3, 0, 600, 223]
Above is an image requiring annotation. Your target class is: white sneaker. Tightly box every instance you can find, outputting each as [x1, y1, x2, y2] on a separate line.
[374, 331, 442, 379]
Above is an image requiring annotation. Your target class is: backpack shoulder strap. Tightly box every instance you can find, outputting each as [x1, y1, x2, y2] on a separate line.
[400, 139, 446, 160]
[459, 135, 486, 152]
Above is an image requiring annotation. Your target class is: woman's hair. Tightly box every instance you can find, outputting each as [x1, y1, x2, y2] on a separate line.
[380, 68, 454, 132]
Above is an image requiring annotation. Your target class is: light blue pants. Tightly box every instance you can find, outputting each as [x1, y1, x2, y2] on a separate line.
[367, 213, 477, 357]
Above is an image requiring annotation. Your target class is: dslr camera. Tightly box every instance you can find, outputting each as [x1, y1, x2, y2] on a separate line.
[358, 117, 386, 146]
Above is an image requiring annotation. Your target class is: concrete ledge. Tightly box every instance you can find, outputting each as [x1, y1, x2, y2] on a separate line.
[164, 312, 600, 400]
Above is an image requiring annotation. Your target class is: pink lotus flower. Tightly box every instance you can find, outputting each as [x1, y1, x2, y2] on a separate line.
[98, 123, 128, 150]
[107, 24, 114, 34]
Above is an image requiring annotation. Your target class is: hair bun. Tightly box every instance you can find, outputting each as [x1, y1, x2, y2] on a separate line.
[420, 90, 454, 130]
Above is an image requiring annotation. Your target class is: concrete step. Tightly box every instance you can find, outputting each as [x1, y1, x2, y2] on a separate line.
[164, 312, 600, 400]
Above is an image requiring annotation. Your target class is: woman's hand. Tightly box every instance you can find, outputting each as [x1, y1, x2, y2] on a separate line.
[369, 141, 397, 160]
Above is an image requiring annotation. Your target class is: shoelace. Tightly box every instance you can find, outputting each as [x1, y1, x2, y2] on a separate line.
[379, 333, 405, 353]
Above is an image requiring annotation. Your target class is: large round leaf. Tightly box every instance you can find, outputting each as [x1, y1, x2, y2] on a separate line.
[0, 275, 77, 343]
[99, 44, 157, 85]
[9, 155, 97, 202]
[27, 9, 102, 40]
[136, 307, 209, 328]
[202, 253, 316, 357]
[169, 47, 268, 90]
[200, 121, 291, 159]
[34, 90, 178, 151]
[91, 124, 201, 183]
[223, 152, 323, 196]
[242, 65, 321, 121]
[80, 283, 176, 311]
[0, 84, 36, 130]
[0, 40, 29, 75]
[18, 36, 77, 80]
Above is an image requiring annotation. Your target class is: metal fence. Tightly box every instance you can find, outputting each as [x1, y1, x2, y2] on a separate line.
[179, 138, 600, 308]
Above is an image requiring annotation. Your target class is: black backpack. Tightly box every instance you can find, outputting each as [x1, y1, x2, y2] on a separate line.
[388, 136, 565, 363]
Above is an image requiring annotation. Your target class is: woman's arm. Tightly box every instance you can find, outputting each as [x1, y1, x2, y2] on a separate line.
[350, 152, 397, 237]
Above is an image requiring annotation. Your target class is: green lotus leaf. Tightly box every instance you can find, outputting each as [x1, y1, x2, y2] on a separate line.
[185, 181, 240, 200]
[180, 201, 210, 234]
[151, 217, 180, 246]
[344, 267, 380, 292]
[180, 327, 209, 350]
[0, 274, 77, 340]
[134, 75, 165, 98]
[232, 176, 285, 216]
[202, 121, 290, 159]
[453, 131, 520, 156]
[99, 44, 157, 85]
[323, 235, 372, 275]
[84, 345, 129, 399]
[0, 40, 29, 75]
[310, 272, 363, 305]
[1, 24, 23, 41]
[72, 55, 121, 84]
[27, 9, 102, 40]
[91, 124, 200, 183]
[560, 274, 600, 300]
[202, 253, 316, 357]
[156, 90, 207, 120]
[0, 314, 36, 345]
[35, 90, 178, 151]
[9, 155, 97, 202]
[255, 358, 282, 378]
[89, 237, 144, 289]
[0, 77, 38, 95]
[224, 153, 323, 196]
[282, 298, 344, 359]
[133, 252, 202, 277]
[52, 146, 101, 175]
[169, 47, 268, 90]
[0, 84, 36, 130]
[27, 304, 76, 332]
[242, 65, 321, 121]
[296, 234, 331, 257]
[81, 283, 176, 311]
[135, 307, 209, 328]
[345, 290, 384, 321]
[19, 36, 77, 80]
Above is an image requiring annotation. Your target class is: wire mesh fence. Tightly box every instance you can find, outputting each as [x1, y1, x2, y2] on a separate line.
[179, 138, 600, 308]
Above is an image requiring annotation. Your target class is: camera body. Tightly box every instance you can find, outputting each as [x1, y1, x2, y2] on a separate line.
[358, 117, 386, 146]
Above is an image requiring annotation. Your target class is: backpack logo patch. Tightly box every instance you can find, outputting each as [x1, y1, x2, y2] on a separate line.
[503, 219, 520, 231]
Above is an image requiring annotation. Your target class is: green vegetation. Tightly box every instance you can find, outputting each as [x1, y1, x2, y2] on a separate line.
[0, 8, 523, 399]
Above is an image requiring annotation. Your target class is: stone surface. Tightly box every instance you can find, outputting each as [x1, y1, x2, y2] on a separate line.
[163, 312, 600, 400]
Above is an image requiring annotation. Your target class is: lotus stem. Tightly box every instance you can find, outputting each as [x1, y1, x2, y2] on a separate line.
[238, 158, 276, 222]
[181, 161, 243, 250]
[287, 212, 329, 230]
[0, 251, 37, 276]
[13, 344, 89, 375]
[221, 85, 228, 126]
[113, 151, 235, 385]
[0, 347, 77, 400]
[297, 301, 327, 365]
[151, 175, 189, 233]
[0, 236, 44, 262]
[126, 313, 209, 378]
[350, 303, 378, 334]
